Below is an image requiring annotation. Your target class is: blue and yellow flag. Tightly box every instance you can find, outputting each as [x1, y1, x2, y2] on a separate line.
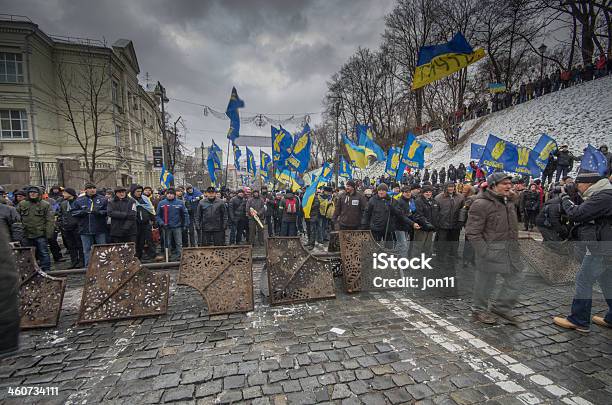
[396, 133, 427, 180]
[271, 125, 293, 172]
[339, 156, 353, 180]
[385, 146, 401, 177]
[479, 134, 542, 177]
[225, 87, 245, 142]
[412, 32, 485, 90]
[275, 169, 301, 192]
[211, 140, 222, 155]
[342, 134, 368, 169]
[303, 162, 332, 219]
[532, 134, 557, 169]
[286, 124, 311, 174]
[233, 143, 242, 171]
[160, 164, 173, 188]
[260, 150, 272, 182]
[356, 124, 386, 161]
[488, 83, 506, 93]
[207, 146, 222, 186]
[246, 146, 256, 177]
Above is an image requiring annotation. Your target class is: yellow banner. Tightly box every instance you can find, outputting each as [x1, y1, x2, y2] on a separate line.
[412, 48, 486, 90]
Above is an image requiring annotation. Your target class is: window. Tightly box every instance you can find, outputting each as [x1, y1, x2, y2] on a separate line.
[111, 81, 120, 106]
[0, 109, 29, 139]
[0, 53, 24, 83]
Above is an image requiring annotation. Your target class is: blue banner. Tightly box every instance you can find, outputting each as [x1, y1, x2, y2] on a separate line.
[470, 143, 485, 160]
[286, 123, 311, 173]
[160, 164, 173, 188]
[580, 144, 608, 176]
[357, 124, 386, 161]
[396, 133, 427, 180]
[233, 143, 241, 172]
[246, 146, 256, 177]
[271, 125, 293, 172]
[479, 134, 542, 177]
[385, 146, 401, 177]
[339, 156, 353, 180]
[225, 87, 244, 142]
[532, 133, 557, 170]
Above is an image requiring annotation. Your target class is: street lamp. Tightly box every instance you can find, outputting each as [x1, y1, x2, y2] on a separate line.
[154, 81, 170, 176]
[538, 44, 547, 81]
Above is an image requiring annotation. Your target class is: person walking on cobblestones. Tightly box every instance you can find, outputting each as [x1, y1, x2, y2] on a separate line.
[17, 186, 55, 272]
[466, 172, 524, 325]
[130, 185, 156, 260]
[107, 186, 137, 244]
[156, 188, 189, 261]
[229, 189, 248, 244]
[59, 188, 83, 268]
[553, 171, 612, 332]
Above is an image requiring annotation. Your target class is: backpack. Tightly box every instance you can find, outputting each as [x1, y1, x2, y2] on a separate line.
[285, 198, 297, 214]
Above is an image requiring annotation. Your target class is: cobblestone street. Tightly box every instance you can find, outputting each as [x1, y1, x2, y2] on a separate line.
[1, 261, 610, 405]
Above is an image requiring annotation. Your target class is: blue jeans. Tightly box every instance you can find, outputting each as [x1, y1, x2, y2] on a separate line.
[164, 227, 183, 260]
[394, 231, 409, 256]
[318, 217, 329, 242]
[281, 221, 297, 237]
[25, 237, 51, 272]
[81, 234, 107, 266]
[567, 255, 612, 327]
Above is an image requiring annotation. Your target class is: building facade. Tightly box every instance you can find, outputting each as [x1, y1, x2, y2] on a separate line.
[0, 15, 164, 189]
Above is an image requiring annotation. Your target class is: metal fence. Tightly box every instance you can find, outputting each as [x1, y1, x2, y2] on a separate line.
[29, 161, 60, 190]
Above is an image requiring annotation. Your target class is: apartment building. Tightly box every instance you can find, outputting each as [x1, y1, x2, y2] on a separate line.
[0, 15, 164, 189]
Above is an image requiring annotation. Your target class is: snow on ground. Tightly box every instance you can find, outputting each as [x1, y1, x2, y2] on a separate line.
[358, 75, 612, 179]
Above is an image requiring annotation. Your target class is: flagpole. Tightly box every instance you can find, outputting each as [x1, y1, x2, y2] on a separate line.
[224, 139, 231, 189]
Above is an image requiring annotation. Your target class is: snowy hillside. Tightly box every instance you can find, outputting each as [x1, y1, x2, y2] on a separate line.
[358, 75, 612, 179]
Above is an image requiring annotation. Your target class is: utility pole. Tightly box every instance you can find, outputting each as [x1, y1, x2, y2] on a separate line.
[155, 81, 170, 175]
[334, 101, 340, 187]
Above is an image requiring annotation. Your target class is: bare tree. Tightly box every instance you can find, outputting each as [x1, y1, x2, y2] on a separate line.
[54, 45, 117, 182]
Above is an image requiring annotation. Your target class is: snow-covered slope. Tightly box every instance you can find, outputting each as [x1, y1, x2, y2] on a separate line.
[359, 75, 612, 179]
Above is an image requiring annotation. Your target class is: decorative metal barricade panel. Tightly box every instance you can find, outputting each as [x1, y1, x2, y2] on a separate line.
[178, 246, 254, 315]
[266, 237, 336, 305]
[518, 239, 579, 285]
[14, 247, 66, 329]
[78, 243, 169, 324]
[327, 231, 340, 253]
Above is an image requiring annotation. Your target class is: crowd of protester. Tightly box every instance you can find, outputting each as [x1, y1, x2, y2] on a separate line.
[0, 139, 610, 342]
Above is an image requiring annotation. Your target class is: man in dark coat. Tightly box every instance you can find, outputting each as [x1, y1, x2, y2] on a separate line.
[431, 169, 438, 185]
[599, 145, 612, 177]
[0, 227, 19, 358]
[72, 183, 108, 266]
[362, 184, 418, 244]
[447, 164, 457, 183]
[439, 167, 447, 185]
[229, 190, 248, 244]
[466, 172, 524, 325]
[554, 144, 579, 182]
[457, 163, 467, 183]
[246, 189, 266, 247]
[17, 186, 55, 272]
[59, 188, 83, 268]
[553, 171, 612, 332]
[130, 185, 156, 260]
[521, 184, 541, 231]
[332, 180, 367, 230]
[196, 187, 228, 246]
[280, 190, 301, 236]
[107, 186, 137, 243]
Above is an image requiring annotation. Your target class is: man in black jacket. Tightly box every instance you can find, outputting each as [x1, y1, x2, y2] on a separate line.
[59, 188, 83, 268]
[196, 187, 228, 246]
[229, 190, 248, 244]
[553, 171, 612, 332]
[362, 184, 418, 245]
[554, 144, 579, 182]
[393, 185, 423, 253]
[0, 227, 19, 358]
[107, 186, 137, 243]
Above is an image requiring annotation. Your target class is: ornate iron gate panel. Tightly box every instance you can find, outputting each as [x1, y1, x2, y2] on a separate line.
[339, 230, 408, 293]
[327, 231, 340, 253]
[78, 243, 169, 324]
[13, 247, 66, 329]
[266, 237, 336, 305]
[518, 239, 579, 285]
[178, 246, 253, 315]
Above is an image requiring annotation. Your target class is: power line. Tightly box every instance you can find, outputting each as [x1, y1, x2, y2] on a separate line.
[168, 97, 322, 116]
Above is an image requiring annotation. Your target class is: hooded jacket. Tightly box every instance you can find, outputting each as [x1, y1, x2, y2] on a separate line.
[561, 179, 612, 256]
[156, 197, 189, 229]
[362, 194, 414, 232]
[415, 195, 439, 230]
[434, 189, 464, 230]
[465, 189, 524, 274]
[280, 193, 301, 222]
[229, 195, 247, 223]
[0, 201, 23, 243]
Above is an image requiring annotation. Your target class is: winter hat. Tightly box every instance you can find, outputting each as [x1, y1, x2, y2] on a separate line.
[486, 172, 512, 186]
[575, 170, 603, 184]
[26, 185, 41, 194]
[64, 187, 77, 198]
[401, 185, 411, 193]
[114, 186, 127, 192]
[376, 183, 388, 191]
[84, 182, 96, 189]
[346, 180, 356, 188]
[206, 186, 216, 193]
[421, 185, 433, 193]
[166, 188, 176, 195]
[410, 184, 422, 190]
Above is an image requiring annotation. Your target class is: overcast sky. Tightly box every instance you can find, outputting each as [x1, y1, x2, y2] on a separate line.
[3, 0, 396, 161]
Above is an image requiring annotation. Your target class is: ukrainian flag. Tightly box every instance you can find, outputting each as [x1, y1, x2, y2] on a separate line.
[385, 146, 401, 177]
[286, 124, 311, 173]
[412, 32, 485, 90]
[160, 164, 173, 188]
[357, 124, 386, 161]
[303, 162, 331, 219]
[225, 87, 245, 142]
[271, 125, 293, 172]
[260, 150, 272, 182]
[343, 134, 368, 169]
[233, 143, 242, 171]
[275, 169, 301, 192]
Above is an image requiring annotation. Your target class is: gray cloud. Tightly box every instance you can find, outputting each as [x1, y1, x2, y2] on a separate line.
[1, 0, 395, 152]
